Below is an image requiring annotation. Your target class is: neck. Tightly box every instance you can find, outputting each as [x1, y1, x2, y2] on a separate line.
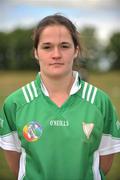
[40, 72, 74, 96]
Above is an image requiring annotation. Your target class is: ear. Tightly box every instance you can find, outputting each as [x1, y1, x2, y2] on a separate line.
[74, 46, 79, 58]
[34, 49, 39, 60]
[74, 53, 78, 59]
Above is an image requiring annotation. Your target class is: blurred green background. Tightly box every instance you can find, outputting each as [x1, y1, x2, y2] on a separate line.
[0, 71, 120, 180]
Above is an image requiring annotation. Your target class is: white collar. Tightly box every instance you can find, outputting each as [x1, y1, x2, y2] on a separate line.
[40, 71, 81, 96]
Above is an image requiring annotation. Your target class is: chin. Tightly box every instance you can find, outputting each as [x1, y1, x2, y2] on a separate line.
[48, 70, 71, 79]
[49, 73, 64, 78]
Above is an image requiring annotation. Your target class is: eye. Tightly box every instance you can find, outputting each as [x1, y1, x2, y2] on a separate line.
[42, 46, 51, 49]
[61, 45, 70, 48]
[60, 43, 71, 49]
[40, 43, 52, 50]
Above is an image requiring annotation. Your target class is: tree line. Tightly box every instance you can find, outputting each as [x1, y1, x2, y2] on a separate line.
[0, 26, 120, 71]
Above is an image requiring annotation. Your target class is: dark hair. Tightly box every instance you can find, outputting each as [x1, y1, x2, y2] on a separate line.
[33, 14, 81, 56]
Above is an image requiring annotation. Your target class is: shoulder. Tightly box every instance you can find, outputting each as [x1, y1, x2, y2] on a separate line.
[3, 79, 41, 111]
[80, 80, 111, 106]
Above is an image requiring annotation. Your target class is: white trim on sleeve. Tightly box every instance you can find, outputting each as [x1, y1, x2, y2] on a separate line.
[0, 131, 22, 152]
[99, 134, 120, 155]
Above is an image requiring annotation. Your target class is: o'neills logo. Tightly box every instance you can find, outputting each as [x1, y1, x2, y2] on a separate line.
[50, 120, 69, 127]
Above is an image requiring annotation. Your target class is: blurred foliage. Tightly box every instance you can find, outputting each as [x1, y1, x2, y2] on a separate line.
[0, 28, 38, 70]
[105, 32, 120, 70]
[80, 26, 101, 70]
[0, 27, 120, 71]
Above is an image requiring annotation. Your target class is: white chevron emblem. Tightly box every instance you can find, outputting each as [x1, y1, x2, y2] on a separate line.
[82, 122, 94, 139]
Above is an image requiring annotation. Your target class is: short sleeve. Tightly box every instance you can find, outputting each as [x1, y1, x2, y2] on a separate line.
[0, 97, 21, 152]
[99, 94, 120, 155]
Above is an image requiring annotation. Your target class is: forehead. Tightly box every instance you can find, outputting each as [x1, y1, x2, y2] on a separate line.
[39, 25, 72, 42]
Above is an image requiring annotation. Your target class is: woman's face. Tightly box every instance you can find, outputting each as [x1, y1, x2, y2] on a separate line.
[34, 25, 78, 78]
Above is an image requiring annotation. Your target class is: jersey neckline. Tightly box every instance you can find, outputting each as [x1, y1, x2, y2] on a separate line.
[35, 71, 81, 97]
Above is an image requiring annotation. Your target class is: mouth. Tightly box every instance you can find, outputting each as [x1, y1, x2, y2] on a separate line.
[49, 63, 64, 66]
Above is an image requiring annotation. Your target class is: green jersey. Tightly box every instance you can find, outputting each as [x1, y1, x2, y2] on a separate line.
[0, 71, 120, 180]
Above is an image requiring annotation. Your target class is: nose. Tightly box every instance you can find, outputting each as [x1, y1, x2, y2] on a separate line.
[52, 47, 62, 59]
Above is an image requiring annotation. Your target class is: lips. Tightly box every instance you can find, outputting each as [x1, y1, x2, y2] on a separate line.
[49, 63, 64, 65]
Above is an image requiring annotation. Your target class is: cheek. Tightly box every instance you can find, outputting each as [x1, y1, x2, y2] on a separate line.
[37, 52, 48, 63]
[66, 52, 75, 63]
[38, 57, 51, 69]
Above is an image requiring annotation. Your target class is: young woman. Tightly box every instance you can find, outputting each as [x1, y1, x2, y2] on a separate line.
[0, 14, 120, 180]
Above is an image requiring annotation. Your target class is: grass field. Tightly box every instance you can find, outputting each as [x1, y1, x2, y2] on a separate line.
[0, 70, 120, 180]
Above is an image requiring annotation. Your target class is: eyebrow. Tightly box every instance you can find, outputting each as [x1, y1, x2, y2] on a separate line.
[61, 42, 71, 45]
[40, 42, 51, 45]
[40, 42, 71, 45]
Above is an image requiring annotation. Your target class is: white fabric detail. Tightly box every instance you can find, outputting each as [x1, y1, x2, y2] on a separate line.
[22, 86, 30, 103]
[31, 81, 38, 97]
[40, 71, 81, 96]
[18, 148, 26, 180]
[26, 84, 34, 101]
[91, 87, 97, 104]
[92, 151, 101, 180]
[41, 80, 49, 96]
[0, 132, 22, 152]
[82, 82, 88, 99]
[99, 134, 120, 155]
[87, 84, 93, 101]
[70, 71, 81, 95]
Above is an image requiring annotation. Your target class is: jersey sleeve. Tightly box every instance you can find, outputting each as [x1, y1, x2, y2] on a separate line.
[0, 97, 21, 152]
[98, 93, 120, 155]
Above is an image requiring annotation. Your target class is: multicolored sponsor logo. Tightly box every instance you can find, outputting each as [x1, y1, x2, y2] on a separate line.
[23, 121, 43, 142]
